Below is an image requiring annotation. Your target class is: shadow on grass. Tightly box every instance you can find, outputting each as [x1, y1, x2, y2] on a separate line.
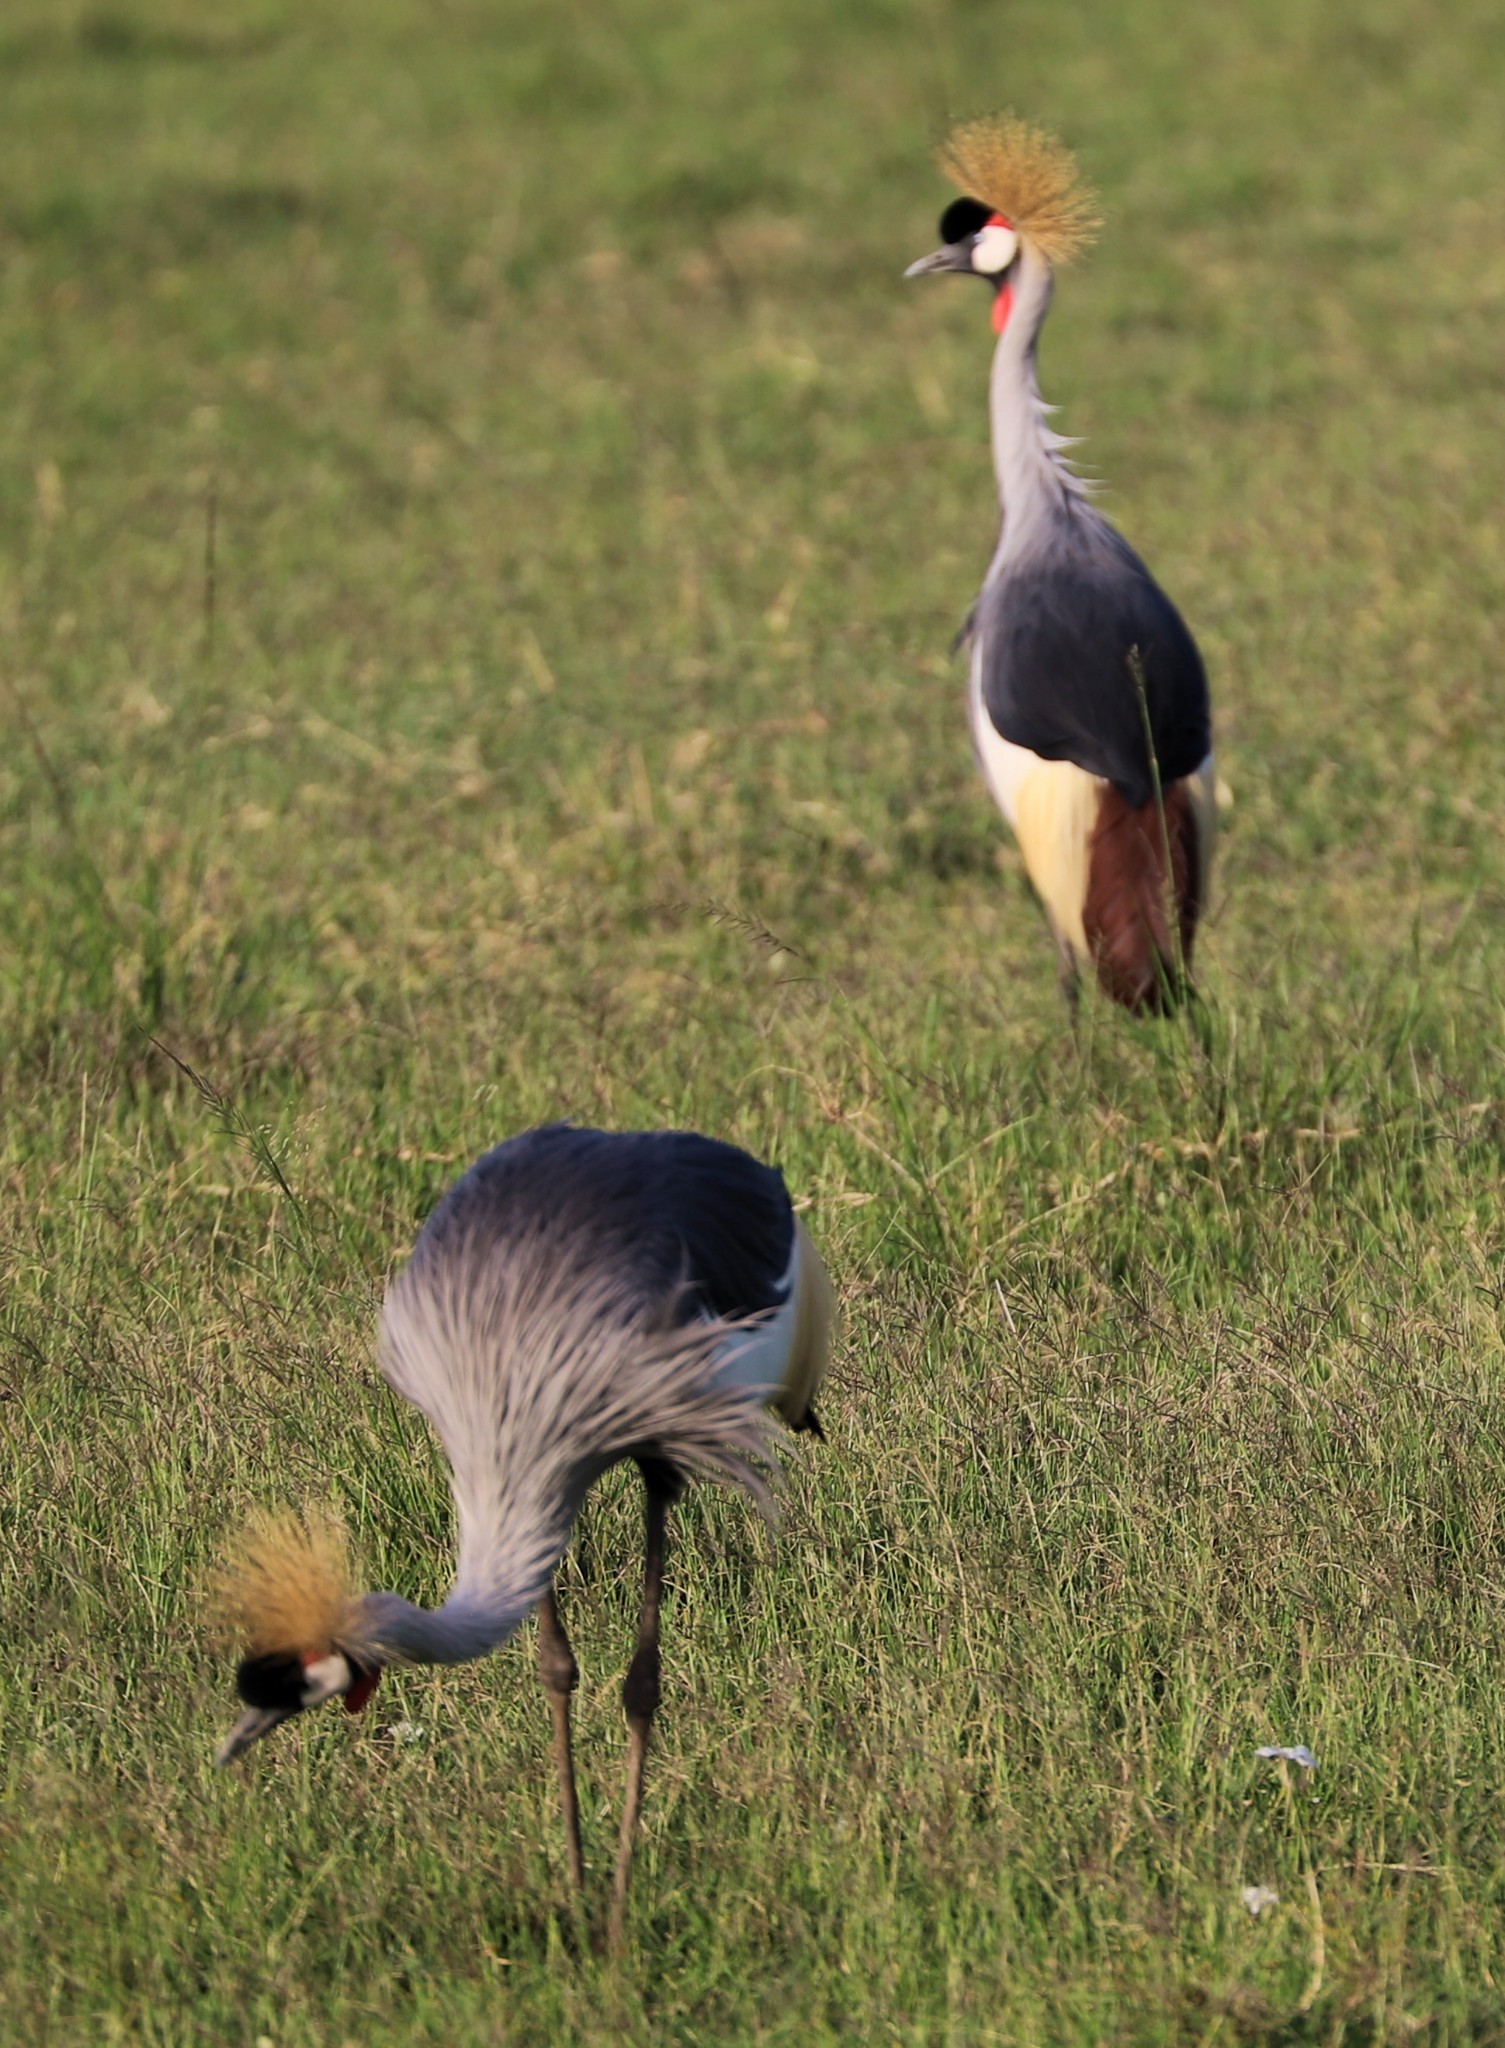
[1, 11, 285, 68]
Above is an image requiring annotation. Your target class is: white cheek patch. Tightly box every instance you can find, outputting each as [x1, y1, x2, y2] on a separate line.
[972, 224, 1020, 275]
[300, 1653, 351, 1707]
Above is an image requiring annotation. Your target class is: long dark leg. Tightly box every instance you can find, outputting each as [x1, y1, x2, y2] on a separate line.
[536, 1588, 585, 1894]
[1054, 928, 1082, 1026]
[608, 1464, 674, 1949]
[1058, 949, 1081, 1019]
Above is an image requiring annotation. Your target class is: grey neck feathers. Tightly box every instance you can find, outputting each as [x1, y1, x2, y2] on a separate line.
[359, 1492, 575, 1667]
[988, 244, 1091, 551]
[376, 1228, 779, 1667]
[360, 1588, 531, 1665]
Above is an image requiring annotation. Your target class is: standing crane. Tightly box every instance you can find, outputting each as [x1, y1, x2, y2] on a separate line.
[907, 116, 1216, 1013]
[212, 1122, 833, 1947]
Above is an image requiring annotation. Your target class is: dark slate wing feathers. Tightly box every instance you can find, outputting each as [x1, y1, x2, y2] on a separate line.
[975, 517, 1211, 810]
[417, 1124, 796, 1327]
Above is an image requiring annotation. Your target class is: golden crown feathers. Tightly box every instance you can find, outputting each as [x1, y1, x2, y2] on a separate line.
[207, 1506, 379, 1659]
[937, 115, 1102, 266]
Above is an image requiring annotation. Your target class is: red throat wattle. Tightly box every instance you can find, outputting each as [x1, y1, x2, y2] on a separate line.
[987, 213, 1015, 335]
[344, 1668, 382, 1714]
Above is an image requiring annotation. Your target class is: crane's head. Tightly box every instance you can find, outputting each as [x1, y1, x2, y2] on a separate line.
[210, 1509, 387, 1764]
[905, 114, 1100, 332]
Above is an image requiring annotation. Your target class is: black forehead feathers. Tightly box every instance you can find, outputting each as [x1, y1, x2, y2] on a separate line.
[236, 1649, 307, 1710]
[940, 196, 993, 244]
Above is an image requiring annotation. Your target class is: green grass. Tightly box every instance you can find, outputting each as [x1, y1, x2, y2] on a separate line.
[3, 0, 1505, 2039]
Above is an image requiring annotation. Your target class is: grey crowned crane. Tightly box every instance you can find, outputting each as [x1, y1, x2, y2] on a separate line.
[907, 117, 1216, 1013]
[212, 1123, 833, 1947]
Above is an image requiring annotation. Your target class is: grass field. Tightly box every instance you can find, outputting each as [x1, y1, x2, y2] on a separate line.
[3, 0, 1505, 2039]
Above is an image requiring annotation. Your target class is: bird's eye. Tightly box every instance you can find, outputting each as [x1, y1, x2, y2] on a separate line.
[940, 196, 992, 244]
[971, 222, 1020, 275]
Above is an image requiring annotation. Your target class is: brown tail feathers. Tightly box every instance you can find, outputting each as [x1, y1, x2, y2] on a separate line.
[1082, 780, 1201, 1014]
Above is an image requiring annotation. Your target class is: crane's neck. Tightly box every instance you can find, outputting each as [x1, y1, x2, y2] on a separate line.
[988, 244, 1084, 544]
[359, 1585, 541, 1665]
[359, 1488, 582, 1667]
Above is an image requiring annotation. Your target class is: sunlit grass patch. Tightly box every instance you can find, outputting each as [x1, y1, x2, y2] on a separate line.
[3, 0, 1505, 2040]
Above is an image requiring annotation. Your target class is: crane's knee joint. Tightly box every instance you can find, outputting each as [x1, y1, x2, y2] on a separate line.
[538, 1638, 578, 1696]
[622, 1645, 660, 1724]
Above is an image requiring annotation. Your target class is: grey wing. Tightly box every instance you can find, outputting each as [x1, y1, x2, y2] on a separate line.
[393, 1123, 796, 1326]
[975, 523, 1211, 810]
[611, 1129, 796, 1324]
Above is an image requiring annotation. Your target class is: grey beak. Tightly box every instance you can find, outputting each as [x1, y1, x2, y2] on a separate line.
[904, 246, 969, 278]
[215, 1702, 295, 1765]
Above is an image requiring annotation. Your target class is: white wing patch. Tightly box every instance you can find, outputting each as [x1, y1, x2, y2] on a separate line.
[969, 651, 1103, 961]
[709, 1230, 800, 1407]
[968, 655, 1038, 829]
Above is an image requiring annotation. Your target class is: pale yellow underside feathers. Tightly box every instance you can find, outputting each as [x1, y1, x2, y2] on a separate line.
[1012, 758, 1104, 962]
[937, 115, 1101, 266]
[207, 1505, 377, 1659]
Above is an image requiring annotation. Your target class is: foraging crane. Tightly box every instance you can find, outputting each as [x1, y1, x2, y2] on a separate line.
[907, 116, 1216, 1012]
[213, 1122, 832, 1947]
